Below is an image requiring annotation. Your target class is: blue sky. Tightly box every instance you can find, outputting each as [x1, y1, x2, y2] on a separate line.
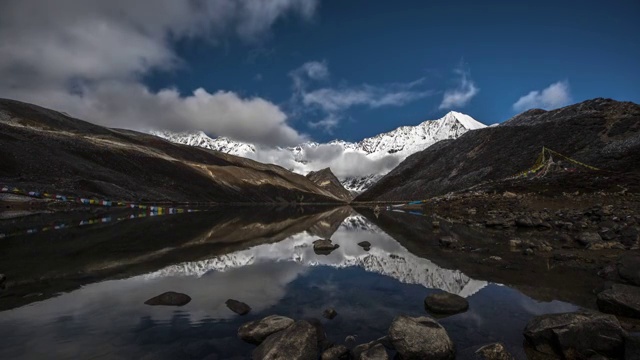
[1, 0, 638, 145]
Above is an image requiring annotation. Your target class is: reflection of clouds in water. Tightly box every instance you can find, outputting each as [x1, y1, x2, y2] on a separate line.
[146, 225, 488, 297]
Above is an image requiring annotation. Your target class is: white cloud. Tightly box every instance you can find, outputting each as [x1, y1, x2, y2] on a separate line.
[439, 65, 479, 110]
[512, 81, 572, 112]
[290, 61, 433, 133]
[0, 0, 319, 147]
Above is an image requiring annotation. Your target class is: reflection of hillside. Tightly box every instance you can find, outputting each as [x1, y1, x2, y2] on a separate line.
[146, 216, 487, 297]
[0, 206, 351, 310]
[357, 208, 604, 308]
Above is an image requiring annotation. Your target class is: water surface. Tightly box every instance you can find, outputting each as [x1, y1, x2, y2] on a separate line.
[0, 206, 581, 359]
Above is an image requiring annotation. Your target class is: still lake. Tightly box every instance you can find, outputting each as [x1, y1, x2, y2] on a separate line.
[0, 206, 579, 359]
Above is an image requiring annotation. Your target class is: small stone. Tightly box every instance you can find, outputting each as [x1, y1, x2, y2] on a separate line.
[322, 345, 350, 360]
[439, 236, 459, 248]
[314, 239, 340, 255]
[323, 308, 338, 320]
[424, 292, 469, 315]
[577, 232, 603, 247]
[360, 343, 389, 360]
[515, 217, 534, 227]
[226, 299, 251, 315]
[475, 342, 514, 360]
[144, 291, 191, 306]
[522, 248, 534, 256]
[358, 241, 371, 251]
[432, 220, 440, 228]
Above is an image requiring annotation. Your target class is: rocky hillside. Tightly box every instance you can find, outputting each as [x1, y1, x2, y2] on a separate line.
[0, 99, 345, 204]
[305, 167, 352, 202]
[356, 98, 640, 201]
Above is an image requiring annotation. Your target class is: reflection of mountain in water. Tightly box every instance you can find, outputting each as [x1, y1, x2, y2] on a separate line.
[145, 215, 487, 297]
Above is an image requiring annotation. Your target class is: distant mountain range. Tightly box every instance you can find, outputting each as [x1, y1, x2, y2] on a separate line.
[151, 111, 486, 193]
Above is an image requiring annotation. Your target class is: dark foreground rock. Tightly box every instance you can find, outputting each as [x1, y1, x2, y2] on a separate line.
[321, 345, 350, 360]
[238, 315, 294, 344]
[144, 291, 191, 306]
[618, 254, 640, 286]
[323, 308, 338, 320]
[226, 299, 251, 315]
[388, 315, 455, 360]
[597, 283, 640, 319]
[523, 311, 626, 358]
[314, 239, 340, 255]
[252, 320, 318, 360]
[0, 274, 6, 289]
[474, 343, 514, 360]
[360, 343, 388, 360]
[424, 292, 469, 315]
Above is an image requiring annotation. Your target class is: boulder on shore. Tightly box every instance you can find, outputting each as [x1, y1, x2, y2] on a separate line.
[424, 291, 469, 315]
[388, 315, 455, 360]
[523, 311, 626, 359]
[252, 320, 318, 360]
[144, 291, 191, 306]
[597, 283, 640, 319]
[238, 315, 294, 344]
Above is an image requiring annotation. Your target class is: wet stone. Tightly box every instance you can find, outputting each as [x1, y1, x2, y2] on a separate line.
[388, 315, 455, 360]
[226, 299, 251, 315]
[144, 291, 191, 306]
[238, 315, 294, 344]
[322, 345, 350, 360]
[360, 343, 389, 360]
[424, 291, 469, 315]
[323, 308, 338, 320]
[252, 320, 317, 360]
[474, 343, 514, 360]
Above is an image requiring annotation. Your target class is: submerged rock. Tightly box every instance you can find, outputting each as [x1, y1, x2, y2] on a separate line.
[252, 320, 318, 360]
[321, 345, 350, 360]
[323, 308, 338, 320]
[238, 315, 294, 344]
[314, 239, 340, 255]
[523, 311, 625, 358]
[226, 299, 251, 315]
[597, 283, 640, 319]
[424, 291, 469, 315]
[474, 343, 514, 360]
[144, 291, 191, 306]
[388, 315, 455, 360]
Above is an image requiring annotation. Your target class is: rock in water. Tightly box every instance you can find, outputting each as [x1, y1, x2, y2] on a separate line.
[523, 311, 625, 358]
[144, 291, 191, 306]
[474, 343, 514, 360]
[388, 315, 455, 360]
[424, 292, 469, 315]
[360, 343, 389, 360]
[358, 241, 372, 251]
[618, 254, 640, 286]
[321, 345, 350, 360]
[313, 239, 340, 255]
[597, 283, 640, 319]
[252, 320, 318, 360]
[226, 299, 251, 315]
[323, 308, 338, 320]
[238, 315, 294, 344]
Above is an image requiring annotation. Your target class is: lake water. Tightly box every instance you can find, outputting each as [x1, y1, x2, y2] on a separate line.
[0, 206, 580, 359]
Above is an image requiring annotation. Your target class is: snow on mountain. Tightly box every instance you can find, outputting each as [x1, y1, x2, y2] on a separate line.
[150, 130, 256, 157]
[150, 111, 486, 193]
[144, 217, 488, 297]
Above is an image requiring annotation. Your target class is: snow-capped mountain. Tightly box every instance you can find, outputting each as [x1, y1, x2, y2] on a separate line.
[150, 111, 486, 193]
[150, 130, 256, 157]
